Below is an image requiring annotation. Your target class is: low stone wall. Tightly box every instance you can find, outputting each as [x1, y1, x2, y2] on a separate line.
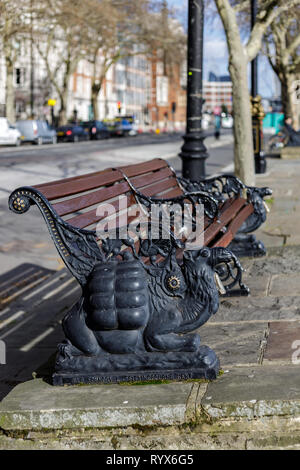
[280, 146, 300, 159]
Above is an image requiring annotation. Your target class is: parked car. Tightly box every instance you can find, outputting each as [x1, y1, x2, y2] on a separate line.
[110, 117, 137, 137]
[16, 120, 57, 145]
[0, 118, 22, 146]
[56, 124, 89, 143]
[81, 120, 110, 140]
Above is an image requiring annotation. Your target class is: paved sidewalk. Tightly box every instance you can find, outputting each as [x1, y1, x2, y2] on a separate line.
[1, 156, 300, 450]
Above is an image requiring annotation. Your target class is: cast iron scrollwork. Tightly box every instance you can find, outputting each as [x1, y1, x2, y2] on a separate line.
[179, 174, 272, 232]
[119, 169, 220, 221]
[179, 173, 272, 257]
[9, 187, 104, 286]
[179, 174, 245, 203]
[214, 252, 249, 297]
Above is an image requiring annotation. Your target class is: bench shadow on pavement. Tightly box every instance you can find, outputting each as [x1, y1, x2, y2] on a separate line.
[0, 263, 80, 401]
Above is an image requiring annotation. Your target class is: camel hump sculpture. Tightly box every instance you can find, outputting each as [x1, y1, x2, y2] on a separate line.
[54, 242, 245, 385]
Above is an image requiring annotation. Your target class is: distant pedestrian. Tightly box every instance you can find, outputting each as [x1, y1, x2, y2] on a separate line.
[213, 106, 222, 140]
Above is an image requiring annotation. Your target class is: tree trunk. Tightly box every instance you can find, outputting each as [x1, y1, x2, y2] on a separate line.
[58, 67, 72, 126]
[91, 81, 101, 120]
[58, 88, 68, 126]
[281, 72, 299, 127]
[215, 0, 255, 186]
[229, 51, 255, 186]
[58, 104, 67, 126]
[5, 55, 15, 122]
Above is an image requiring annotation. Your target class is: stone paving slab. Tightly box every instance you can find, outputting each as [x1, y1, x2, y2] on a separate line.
[0, 378, 193, 430]
[264, 321, 300, 362]
[202, 365, 300, 416]
[269, 274, 300, 297]
[253, 232, 284, 248]
[214, 296, 300, 322]
[199, 322, 267, 366]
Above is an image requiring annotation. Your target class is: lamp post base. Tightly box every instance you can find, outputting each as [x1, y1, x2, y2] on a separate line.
[179, 132, 208, 181]
[251, 96, 266, 174]
[255, 152, 267, 174]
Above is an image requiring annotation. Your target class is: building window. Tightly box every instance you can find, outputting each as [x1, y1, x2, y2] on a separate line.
[156, 76, 168, 106]
[16, 101, 26, 114]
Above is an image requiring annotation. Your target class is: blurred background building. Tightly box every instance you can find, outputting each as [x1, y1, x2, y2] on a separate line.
[0, 44, 187, 131]
[203, 72, 232, 114]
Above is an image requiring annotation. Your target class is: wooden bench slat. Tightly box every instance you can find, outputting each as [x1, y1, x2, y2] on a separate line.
[35, 170, 128, 200]
[34, 159, 169, 200]
[211, 204, 254, 247]
[155, 187, 184, 199]
[203, 198, 246, 245]
[66, 195, 135, 229]
[226, 204, 254, 237]
[65, 176, 179, 230]
[33, 167, 113, 190]
[118, 158, 168, 176]
[141, 177, 179, 197]
[53, 167, 174, 216]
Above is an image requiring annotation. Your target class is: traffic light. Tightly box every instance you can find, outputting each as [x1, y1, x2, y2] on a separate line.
[171, 102, 176, 114]
[117, 101, 122, 114]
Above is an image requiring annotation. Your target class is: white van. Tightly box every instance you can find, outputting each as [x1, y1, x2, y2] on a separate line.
[16, 120, 56, 145]
[0, 118, 22, 146]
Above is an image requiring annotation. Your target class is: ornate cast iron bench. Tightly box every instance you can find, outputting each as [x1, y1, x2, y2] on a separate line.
[179, 174, 272, 257]
[8, 158, 271, 385]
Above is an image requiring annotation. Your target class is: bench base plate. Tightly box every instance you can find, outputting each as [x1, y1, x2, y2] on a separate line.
[52, 345, 220, 385]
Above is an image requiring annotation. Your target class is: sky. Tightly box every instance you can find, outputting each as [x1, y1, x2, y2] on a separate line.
[167, 0, 279, 98]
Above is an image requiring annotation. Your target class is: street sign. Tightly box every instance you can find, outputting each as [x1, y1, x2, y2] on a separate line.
[48, 99, 57, 107]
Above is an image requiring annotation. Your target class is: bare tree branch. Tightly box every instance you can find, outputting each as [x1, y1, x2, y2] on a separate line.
[246, 0, 300, 61]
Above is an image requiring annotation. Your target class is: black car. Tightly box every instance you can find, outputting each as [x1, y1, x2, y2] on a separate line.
[56, 124, 89, 143]
[81, 120, 110, 140]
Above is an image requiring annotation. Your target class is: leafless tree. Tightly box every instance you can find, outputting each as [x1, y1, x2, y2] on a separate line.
[83, 0, 186, 119]
[214, 0, 300, 185]
[33, 0, 87, 125]
[263, 6, 300, 127]
[0, 0, 31, 122]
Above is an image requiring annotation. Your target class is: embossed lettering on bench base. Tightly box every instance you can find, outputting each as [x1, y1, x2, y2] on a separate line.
[52, 345, 220, 385]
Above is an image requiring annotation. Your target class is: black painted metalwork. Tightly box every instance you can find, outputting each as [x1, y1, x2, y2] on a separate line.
[179, 174, 272, 257]
[53, 245, 241, 384]
[9, 187, 104, 286]
[251, 0, 258, 99]
[179, 0, 208, 180]
[179, 174, 245, 203]
[9, 179, 249, 385]
[251, 0, 266, 174]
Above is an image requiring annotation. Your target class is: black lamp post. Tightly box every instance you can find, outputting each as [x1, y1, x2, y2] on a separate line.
[179, 0, 208, 181]
[251, 1, 258, 99]
[251, 0, 266, 174]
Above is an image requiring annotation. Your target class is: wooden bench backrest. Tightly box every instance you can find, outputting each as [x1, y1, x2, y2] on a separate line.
[33, 158, 253, 249]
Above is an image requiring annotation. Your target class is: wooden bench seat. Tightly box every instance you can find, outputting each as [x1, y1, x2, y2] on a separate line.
[11, 158, 253, 247]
